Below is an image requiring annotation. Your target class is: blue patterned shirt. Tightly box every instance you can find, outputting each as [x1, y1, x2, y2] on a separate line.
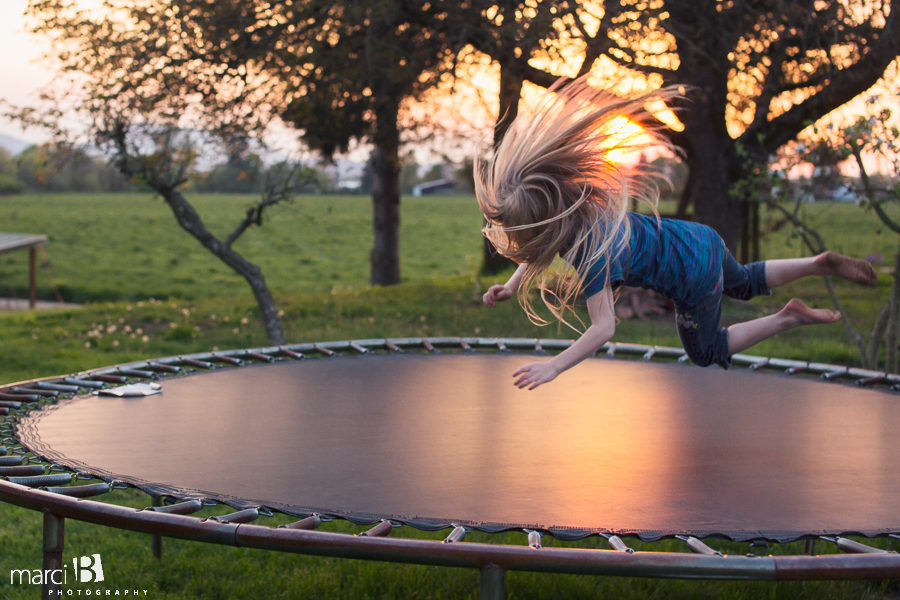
[577, 212, 725, 306]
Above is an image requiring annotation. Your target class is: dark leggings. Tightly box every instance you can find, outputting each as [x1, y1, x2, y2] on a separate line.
[675, 249, 770, 368]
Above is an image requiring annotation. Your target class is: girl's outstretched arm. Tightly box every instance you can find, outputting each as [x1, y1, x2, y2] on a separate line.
[512, 291, 616, 390]
[483, 262, 528, 307]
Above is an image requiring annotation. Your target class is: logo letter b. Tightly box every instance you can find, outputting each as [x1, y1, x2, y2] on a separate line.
[78, 555, 104, 583]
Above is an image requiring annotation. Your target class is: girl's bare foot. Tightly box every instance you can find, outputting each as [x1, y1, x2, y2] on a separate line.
[781, 298, 841, 325]
[816, 251, 877, 287]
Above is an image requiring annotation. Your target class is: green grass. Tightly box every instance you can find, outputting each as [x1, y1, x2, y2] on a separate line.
[1, 195, 898, 598]
[0, 193, 484, 303]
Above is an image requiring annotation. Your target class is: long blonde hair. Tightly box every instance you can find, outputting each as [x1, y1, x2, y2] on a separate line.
[475, 76, 681, 330]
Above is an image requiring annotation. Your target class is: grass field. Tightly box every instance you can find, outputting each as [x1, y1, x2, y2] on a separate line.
[1, 193, 898, 599]
[0, 193, 485, 303]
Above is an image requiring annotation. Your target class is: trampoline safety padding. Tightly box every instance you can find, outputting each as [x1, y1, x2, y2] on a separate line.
[2, 337, 899, 599]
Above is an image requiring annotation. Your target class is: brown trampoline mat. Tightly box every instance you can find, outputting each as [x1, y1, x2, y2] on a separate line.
[19, 352, 900, 541]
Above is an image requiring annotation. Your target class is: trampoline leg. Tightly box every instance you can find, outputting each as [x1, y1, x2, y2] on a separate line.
[152, 496, 163, 559]
[42, 512, 64, 600]
[479, 564, 505, 600]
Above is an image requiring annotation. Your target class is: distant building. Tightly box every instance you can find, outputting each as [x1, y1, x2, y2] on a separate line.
[412, 179, 456, 197]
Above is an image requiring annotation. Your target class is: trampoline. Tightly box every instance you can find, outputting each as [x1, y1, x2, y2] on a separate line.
[2, 337, 899, 598]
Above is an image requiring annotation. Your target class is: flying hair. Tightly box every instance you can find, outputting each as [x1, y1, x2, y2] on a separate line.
[475, 76, 682, 330]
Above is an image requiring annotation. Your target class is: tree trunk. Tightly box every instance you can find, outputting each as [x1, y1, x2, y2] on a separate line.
[159, 188, 286, 345]
[370, 100, 402, 286]
[679, 110, 742, 252]
[886, 243, 900, 373]
[481, 64, 523, 275]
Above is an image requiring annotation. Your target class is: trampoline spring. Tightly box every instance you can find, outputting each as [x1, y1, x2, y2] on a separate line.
[421, 339, 438, 353]
[62, 377, 105, 389]
[525, 530, 543, 549]
[109, 481, 131, 489]
[5, 473, 72, 487]
[89, 374, 128, 384]
[642, 348, 656, 360]
[891, 383, 900, 392]
[821, 369, 850, 381]
[384, 340, 402, 353]
[279, 514, 322, 530]
[314, 345, 335, 357]
[0, 456, 23, 466]
[0, 400, 23, 409]
[603, 535, 634, 554]
[349, 343, 369, 355]
[443, 525, 468, 543]
[73, 472, 95, 480]
[36, 382, 81, 393]
[824, 536, 896, 555]
[750, 358, 770, 371]
[277, 348, 306, 359]
[677, 354, 690, 363]
[856, 375, 888, 387]
[207, 507, 260, 524]
[0, 464, 46, 477]
[243, 352, 275, 363]
[114, 368, 157, 379]
[43, 482, 111, 498]
[459, 339, 473, 351]
[28, 456, 44, 464]
[785, 366, 806, 375]
[747, 539, 769, 557]
[606, 344, 617, 357]
[179, 358, 215, 369]
[359, 520, 394, 537]
[210, 354, 243, 366]
[676, 535, 723, 557]
[48, 464, 69, 472]
[0, 393, 41, 402]
[9, 387, 59, 398]
[0, 446, 6, 456]
[496, 340, 509, 352]
[145, 499, 204, 515]
[145, 362, 182, 373]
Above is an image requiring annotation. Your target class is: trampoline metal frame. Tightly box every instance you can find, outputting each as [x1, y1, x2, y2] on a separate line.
[2, 337, 900, 599]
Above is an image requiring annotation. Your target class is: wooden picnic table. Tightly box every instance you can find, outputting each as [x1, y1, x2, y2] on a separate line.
[0, 233, 48, 309]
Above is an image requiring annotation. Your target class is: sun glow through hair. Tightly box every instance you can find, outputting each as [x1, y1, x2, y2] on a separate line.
[475, 76, 682, 330]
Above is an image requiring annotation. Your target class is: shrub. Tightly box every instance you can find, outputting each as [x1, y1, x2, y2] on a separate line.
[0, 174, 24, 195]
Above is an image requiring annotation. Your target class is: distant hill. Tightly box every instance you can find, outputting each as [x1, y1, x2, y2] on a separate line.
[0, 133, 32, 156]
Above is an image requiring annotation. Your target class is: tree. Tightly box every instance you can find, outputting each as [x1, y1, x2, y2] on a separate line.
[30, 0, 455, 286]
[94, 121, 310, 345]
[192, 136, 265, 194]
[743, 80, 900, 372]
[13, 143, 128, 193]
[437, 0, 567, 273]
[19, 0, 334, 344]
[442, 1, 900, 254]
[0, 148, 25, 195]
[273, 1, 455, 284]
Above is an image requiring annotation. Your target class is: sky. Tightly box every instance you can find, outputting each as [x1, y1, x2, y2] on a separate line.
[0, 0, 55, 143]
[0, 1, 895, 172]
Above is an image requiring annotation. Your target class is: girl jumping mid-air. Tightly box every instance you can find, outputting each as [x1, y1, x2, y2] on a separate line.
[477, 76, 877, 390]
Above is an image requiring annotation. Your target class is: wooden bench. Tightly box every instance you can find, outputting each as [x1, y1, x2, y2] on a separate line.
[0, 233, 48, 309]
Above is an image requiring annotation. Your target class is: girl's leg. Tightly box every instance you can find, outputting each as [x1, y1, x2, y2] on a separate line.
[726, 298, 840, 355]
[764, 252, 877, 289]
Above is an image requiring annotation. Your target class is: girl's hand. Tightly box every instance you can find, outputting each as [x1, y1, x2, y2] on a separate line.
[483, 284, 514, 307]
[512, 361, 560, 390]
